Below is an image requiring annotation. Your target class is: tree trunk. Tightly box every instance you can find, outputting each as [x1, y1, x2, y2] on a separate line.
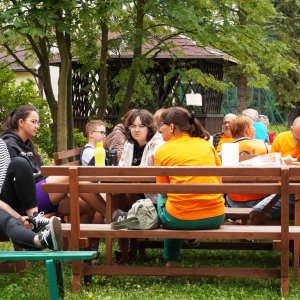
[288, 102, 298, 127]
[97, 19, 109, 119]
[56, 13, 70, 153]
[38, 60, 58, 152]
[66, 32, 74, 151]
[237, 8, 247, 115]
[117, 0, 144, 124]
[237, 75, 247, 114]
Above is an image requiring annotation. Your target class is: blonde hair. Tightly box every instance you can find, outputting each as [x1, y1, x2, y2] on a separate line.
[85, 120, 106, 136]
[153, 108, 165, 126]
[229, 116, 253, 139]
[121, 109, 137, 124]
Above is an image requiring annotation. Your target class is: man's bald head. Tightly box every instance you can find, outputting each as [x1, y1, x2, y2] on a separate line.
[223, 113, 237, 136]
[242, 109, 259, 122]
[291, 117, 300, 149]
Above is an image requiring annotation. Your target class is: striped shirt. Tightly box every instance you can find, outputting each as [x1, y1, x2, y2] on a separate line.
[0, 138, 11, 194]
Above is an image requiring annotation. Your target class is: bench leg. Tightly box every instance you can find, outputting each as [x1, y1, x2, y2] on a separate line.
[130, 238, 138, 261]
[46, 260, 59, 300]
[55, 260, 65, 299]
[122, 238, 129, 264]
[84, 246, 93, 284]
[14, 245, 28, 277]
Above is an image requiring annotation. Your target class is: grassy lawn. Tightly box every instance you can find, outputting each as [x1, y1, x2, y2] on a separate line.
[1, 239, 300, 299]
[269, 124, 289, 135]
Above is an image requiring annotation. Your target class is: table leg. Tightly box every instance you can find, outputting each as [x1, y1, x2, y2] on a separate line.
[294, 195, 300, 281]
[46, 260, 59, 300]
[55, 260, 65, 299]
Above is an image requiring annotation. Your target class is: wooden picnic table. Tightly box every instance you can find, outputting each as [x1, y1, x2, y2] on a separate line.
[41, 165, 300, 296]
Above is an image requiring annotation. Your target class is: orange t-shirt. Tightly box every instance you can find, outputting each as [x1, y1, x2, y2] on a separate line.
[154, 134, 225, 220]
[228, 138, 269, 202]
[216, 135, 234, 152]
[270, 131, 300, 161]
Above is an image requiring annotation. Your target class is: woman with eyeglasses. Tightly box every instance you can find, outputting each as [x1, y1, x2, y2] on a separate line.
[114, 109, 164, 265]
[1, 106, 106, 221]
[154, 107, 225, 267]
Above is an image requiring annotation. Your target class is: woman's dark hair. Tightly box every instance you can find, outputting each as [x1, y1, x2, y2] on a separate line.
[2, 105, 39, 160]
[160, 107, 210, 139]
[125, 109, 157, 145]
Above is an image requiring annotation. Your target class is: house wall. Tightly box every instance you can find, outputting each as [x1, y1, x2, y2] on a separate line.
[14, 66, 59, 100]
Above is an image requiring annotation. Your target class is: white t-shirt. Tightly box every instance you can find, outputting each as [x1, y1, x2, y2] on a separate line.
[81, 144, 95, 166]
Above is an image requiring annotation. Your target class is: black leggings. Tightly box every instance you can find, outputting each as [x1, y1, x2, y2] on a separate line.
[0, 208, 36, 249]
[0, 157, 38, 214]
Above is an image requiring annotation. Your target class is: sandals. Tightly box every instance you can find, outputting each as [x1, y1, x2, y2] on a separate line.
[184, 239, 200, 248]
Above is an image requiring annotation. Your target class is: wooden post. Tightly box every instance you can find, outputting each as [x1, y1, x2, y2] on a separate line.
[294, 194, 300, 281]
[106, 193, 113, 266]
[281, 167, 289, 296]
[69, 167, 82, 293]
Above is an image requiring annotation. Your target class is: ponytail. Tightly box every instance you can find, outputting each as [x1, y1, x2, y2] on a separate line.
[2, 106, 39, 161]
[160, 107, 210, 139]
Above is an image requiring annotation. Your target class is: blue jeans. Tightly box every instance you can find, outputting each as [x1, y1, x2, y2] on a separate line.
[157, 195, 225, 261]
[250, 194, 295, 220]
[226, 195, 265, 208]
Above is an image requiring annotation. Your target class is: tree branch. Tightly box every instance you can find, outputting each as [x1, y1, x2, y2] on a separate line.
[2, 43, 41, 78]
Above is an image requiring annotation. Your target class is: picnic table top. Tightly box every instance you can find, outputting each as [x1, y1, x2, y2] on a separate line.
[0, 251, 97, 261]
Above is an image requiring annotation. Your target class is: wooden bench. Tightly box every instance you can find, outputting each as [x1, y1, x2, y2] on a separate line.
[0, 251, 97, 300]
[41, 165, 298, 296]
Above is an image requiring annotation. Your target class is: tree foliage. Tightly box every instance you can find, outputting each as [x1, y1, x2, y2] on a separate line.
[0, 65, 54, 157]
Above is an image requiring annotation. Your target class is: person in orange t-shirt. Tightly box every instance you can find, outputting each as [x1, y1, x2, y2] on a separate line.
[213, 113, 237, 152]
[250, 117, 300, 225]
[226, 116, 269, 218]
[155, 107, 225, 266]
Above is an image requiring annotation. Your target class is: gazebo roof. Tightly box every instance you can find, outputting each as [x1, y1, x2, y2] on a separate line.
[50, 33, 236, 66]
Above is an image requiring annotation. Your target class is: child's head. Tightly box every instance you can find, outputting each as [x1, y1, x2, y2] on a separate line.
[86, 120, 106, 144]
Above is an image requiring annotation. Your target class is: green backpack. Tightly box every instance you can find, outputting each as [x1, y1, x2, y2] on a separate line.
[110, 198, 159, 230]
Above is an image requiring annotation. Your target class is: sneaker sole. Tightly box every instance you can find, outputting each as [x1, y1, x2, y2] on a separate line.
[49, 217, 63, 251]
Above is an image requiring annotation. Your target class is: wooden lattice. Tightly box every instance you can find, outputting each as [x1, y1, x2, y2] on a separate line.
[72, 58, 223, 119]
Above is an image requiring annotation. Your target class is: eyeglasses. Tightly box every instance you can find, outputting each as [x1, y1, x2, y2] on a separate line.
[222, 121, 230, 125]
[25, 119, 41, 127]
[158, 122, 169, 128]
[128, 125, 147, 131]
[93, 131, 106, 136]
[258, 115, 268, 120]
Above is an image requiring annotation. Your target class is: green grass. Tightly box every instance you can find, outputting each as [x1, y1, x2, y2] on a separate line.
[1, 239, 300, 299]
[269, 124, 289, 135]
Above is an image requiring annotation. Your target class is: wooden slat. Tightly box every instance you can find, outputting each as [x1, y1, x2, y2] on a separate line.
[285, 167, 300, 177]
[41, 183, 69, 193]
[138, 240, 274, 251]
[63, 160, 80, 166]
[78, 176, 155, 182]
[84, 266, 281, 279]
[53, 148, 83, 160]
[42, 182, 281, 194]
[77, 166, 282, 177]
[41, 166, 70, 176]
[60, 224, 300, 240]
[75, 183, 281, 195]
[225, 207, 251, 219]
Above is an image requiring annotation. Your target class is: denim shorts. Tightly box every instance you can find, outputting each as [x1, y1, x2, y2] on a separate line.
[250, 194, 295, 220]
[226, 195, 264, 208]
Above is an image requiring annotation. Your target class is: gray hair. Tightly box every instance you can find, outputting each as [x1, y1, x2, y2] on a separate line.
[242, 109, 258, 122]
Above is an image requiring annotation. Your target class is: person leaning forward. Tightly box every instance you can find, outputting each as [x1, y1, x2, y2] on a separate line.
[250, 117, 300, 225]
[213, 113, 237, 152]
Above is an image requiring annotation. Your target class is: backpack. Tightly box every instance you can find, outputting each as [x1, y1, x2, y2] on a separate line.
[110, 198, 159, 230]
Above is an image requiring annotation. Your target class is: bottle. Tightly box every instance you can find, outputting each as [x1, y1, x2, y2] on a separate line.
[107, 148, 118, 166]
[94, 143, 106, 166]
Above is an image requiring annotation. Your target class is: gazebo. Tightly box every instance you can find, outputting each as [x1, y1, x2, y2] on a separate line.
[50, 34, 236, 135]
